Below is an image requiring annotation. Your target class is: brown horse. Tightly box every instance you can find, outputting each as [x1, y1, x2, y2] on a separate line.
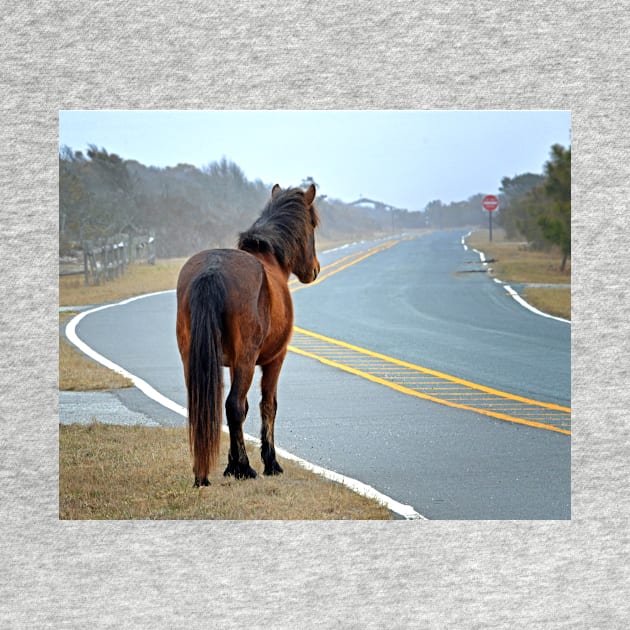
[176, 184, 320, 486]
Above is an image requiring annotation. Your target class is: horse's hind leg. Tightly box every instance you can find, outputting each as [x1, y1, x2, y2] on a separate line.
[260, 353, 285, 475]
[224, 364, 258, 479]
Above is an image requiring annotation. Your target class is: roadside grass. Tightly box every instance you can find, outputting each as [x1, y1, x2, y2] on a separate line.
[59, 312, 133, 390]
[60, 260, 183, 393]
[467, 229, 570, 320]
[523, 287, 571, 320]
[59, 258, 186, 307]
[59, 423, 392, 520]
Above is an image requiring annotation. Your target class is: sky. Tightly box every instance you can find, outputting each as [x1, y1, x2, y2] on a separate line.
[59, 110, 571, 212]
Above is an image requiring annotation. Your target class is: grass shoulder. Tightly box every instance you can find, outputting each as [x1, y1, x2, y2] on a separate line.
[467, 229, 570, 320]
[59, 423, 392, 520]
[59, 259, 186, 391]
[60, 258, 186, 307]
[60, 312, 133, 390]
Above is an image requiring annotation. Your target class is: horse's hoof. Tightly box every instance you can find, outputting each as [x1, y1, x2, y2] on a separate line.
[224, 463, 257, 479]
[193, 477, 210, 488]
[263, 461, 284, 476]
[237, 465, 258, 480]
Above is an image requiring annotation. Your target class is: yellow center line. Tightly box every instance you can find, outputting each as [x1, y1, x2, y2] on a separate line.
[293, 326, 570, 413]
[291, 239, 404, 293]
[288, 249, 366, 288]
[287, 235, 571, 435]
[287, 344, 570, 435]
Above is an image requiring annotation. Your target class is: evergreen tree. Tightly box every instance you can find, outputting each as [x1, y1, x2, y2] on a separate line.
[538, 144, 571, 271]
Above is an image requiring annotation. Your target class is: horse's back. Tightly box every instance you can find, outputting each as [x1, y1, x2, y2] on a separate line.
[178, 248, 259, 292]
[177, 249, 280, 364]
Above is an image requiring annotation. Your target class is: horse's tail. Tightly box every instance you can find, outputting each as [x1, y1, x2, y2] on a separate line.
[187, 271, 226, 484]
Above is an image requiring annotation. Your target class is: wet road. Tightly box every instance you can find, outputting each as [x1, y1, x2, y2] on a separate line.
[68, 230, 571, 519]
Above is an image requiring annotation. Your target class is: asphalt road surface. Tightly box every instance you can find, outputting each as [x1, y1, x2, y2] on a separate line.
[69, 230, 571, 519]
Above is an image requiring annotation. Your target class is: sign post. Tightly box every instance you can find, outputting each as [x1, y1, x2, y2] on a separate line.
[482, 195, 499, 241]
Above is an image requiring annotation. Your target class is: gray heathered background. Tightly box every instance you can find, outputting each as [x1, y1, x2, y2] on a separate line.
[1, 2, 629, 627]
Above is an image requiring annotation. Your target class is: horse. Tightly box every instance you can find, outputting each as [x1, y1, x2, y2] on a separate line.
[176, 184, 320, 487]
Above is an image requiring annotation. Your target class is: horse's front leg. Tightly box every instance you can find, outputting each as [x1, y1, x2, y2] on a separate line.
[260, 352, 285, 475]
[224, 365, 258, 479]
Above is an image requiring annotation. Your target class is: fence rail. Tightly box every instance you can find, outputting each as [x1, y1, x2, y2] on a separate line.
[59, 233, 156, 286]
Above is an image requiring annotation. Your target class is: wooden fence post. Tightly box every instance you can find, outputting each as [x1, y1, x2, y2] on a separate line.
[72, 233, 154, 286]
[83, 247, 89, 286]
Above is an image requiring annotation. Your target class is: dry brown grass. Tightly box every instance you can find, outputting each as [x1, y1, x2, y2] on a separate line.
[524, 287, 571, 320]
[59, 260, 183, 392]
[59, 313, 133, 390]
[59, 258, 186, 307]
[467, 230, 571, 320]
[59, 423, 392, 520]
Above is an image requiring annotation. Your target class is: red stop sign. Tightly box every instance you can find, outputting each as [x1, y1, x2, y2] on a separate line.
[482, 195, 499, 212]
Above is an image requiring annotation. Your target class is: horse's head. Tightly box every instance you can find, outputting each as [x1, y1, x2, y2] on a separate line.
[271, 183, 320, 284]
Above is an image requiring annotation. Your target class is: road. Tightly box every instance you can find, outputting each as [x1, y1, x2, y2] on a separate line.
[69, 230, 571, 519]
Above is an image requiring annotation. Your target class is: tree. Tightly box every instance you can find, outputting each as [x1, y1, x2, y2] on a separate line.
[423, 197, 485, 229]
[424, 200, 445, 229]
[59, 147, 433, 258]
[497, 173, 545, 239]
[538, 144, 571, 271]
[84, 145, 139, 234]
[59, 146, 88, 253]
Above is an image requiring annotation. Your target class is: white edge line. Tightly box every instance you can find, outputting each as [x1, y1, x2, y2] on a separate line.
[503, 284, 571, 324]
[472, 248, 487, 263]
[461, 231, 471, 251]
[462, 233, 570, 325]
[63, 291, 425, 520]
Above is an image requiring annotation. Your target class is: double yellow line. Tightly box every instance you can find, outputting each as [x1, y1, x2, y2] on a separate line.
[288, 236, 571, 435]
[289, 238, 408, 292]
[288, 327, 571, 435]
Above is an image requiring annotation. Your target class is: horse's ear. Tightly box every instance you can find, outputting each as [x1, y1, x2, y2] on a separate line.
[271, 184, 281, 198]
[304, 183, 316, 206]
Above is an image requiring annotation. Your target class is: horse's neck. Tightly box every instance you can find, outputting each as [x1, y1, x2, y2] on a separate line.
[254, 251, 291, 284]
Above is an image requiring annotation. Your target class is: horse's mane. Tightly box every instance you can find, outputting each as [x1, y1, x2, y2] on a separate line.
[238, 187, 319, 268]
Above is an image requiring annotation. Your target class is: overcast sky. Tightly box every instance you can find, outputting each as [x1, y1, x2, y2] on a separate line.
[59, 110, 570, 212]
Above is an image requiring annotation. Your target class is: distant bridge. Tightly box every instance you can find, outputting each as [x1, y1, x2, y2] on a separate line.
[349, 198, 408, 213]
